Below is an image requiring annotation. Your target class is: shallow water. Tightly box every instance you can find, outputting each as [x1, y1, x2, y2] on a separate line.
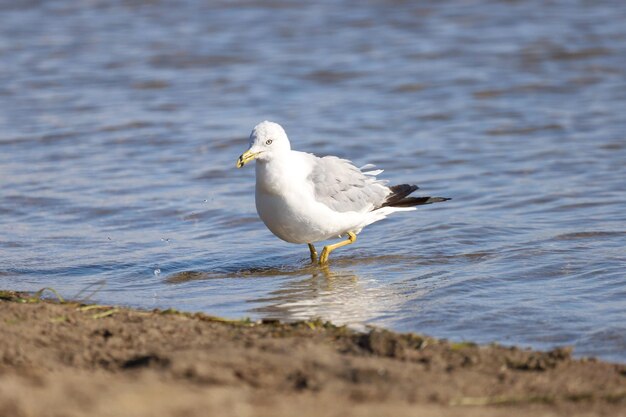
[1, 0, 625, 362]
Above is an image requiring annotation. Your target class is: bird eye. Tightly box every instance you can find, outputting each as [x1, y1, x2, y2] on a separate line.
[265, 139, 273, 145]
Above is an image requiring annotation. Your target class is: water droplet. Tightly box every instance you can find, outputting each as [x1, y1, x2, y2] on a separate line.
[153, 268, 161, 276]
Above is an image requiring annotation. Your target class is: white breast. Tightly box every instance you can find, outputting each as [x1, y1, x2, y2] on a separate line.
[254, 152, 367, 244]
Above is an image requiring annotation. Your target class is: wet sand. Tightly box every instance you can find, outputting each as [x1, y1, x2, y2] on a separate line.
[1, 290, 624, 417]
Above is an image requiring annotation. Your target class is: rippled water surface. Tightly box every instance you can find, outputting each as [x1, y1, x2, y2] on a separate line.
[1, 0, 625, 362]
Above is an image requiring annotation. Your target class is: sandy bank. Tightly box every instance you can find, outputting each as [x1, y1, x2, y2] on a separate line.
[0, 290, 624, 417]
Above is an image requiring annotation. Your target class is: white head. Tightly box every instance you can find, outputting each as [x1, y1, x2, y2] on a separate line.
[236, 121, 291, 167]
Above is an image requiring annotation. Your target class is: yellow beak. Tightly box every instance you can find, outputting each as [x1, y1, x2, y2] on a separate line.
[236, 149, 260, 168]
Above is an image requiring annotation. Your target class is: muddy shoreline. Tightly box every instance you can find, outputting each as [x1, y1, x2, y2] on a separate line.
[1, 289, 624, 417]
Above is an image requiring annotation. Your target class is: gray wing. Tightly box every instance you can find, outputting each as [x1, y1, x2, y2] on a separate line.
[307, 155, 390, 212]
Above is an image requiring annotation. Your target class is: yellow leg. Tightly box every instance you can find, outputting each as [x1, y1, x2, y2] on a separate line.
[319, 232, 357, 264]
[308, 243, 318, 263]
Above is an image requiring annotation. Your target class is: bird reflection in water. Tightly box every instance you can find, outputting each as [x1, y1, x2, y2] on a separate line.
[164, 257, 411, 326]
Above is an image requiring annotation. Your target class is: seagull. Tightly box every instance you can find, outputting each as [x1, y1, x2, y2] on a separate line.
[236, 121, 450, 264]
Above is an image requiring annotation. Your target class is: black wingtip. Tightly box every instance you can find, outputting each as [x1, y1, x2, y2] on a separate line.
[380, 184, 450, 208]
[428, 197, 451, 203]
[382, 184, 419, 207]
[383, 196, 451, 208]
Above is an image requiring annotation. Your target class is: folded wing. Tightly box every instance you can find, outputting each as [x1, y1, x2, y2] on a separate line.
[308, 156, 389, 213]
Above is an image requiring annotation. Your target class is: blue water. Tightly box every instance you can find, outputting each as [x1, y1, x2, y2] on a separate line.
[1, 0, 625, 362]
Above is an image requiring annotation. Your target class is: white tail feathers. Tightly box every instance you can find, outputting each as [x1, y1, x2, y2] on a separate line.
[359, 163, 384, 176]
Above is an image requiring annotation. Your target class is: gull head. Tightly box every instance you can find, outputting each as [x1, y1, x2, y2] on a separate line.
[236, 121, 291, 168]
